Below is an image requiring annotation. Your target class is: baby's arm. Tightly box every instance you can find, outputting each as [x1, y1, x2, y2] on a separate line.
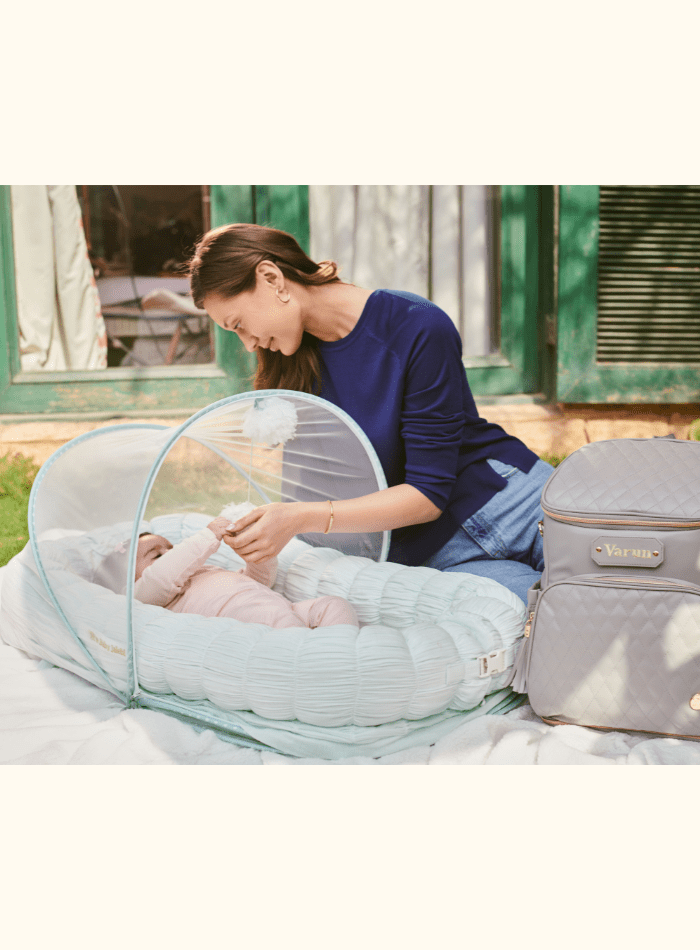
[134, 526, 222, 606]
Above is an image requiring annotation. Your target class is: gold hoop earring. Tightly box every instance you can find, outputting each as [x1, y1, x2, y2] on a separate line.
[275, 287, 291, 304]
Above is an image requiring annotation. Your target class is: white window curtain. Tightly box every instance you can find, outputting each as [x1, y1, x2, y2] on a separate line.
[308, 185, 496, 358]
[11, 185, 107, 372]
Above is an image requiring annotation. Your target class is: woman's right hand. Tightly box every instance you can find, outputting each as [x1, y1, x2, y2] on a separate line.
[226, 503, 309, 563]
[222, 485, 441, 561]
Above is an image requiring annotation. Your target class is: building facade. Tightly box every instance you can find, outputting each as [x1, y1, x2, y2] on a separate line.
[1, 185, 698, 420]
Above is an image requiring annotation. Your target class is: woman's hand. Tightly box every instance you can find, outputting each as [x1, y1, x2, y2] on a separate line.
[226, 503, 309, 563]
[224, 485, 440, 563]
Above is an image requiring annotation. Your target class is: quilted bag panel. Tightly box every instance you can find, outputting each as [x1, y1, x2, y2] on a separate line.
[541, 438, 700, 521]
[527, 575, 700, 738]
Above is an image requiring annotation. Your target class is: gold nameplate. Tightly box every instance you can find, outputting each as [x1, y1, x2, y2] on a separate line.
[591, 535, 664, 569]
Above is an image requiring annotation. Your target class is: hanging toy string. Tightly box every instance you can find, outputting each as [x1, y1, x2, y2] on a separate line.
[241, 395, 299, 503]
[248, 439, 253, 504]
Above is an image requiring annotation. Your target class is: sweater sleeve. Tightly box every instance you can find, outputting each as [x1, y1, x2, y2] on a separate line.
[134, 527, 221, 607]
[400, 309, 466, 511]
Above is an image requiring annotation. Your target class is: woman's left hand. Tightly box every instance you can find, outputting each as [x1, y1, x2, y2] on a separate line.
[225, 503, 306, 562]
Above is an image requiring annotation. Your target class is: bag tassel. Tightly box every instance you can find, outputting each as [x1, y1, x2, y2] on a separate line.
[507, 622, 534, 694]
[506, 582, 540, 694]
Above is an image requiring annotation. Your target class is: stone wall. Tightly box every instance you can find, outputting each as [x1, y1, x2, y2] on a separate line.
[479, 404, 699, 459]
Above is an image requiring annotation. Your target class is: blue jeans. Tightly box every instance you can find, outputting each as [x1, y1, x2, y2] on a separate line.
[423, 458, 554, 604]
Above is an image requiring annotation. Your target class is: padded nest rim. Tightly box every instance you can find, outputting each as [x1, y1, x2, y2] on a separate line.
[27, 513, 526, 729]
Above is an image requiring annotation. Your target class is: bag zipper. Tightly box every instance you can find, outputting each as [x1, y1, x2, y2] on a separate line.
[575, 574, 700, 591]
[542, 573, 700, 596]
[541, 510, 700, 529]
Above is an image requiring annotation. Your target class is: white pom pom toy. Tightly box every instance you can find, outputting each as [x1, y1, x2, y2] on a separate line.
[241, 396, 298, 447]
[220, 500, 257, 527]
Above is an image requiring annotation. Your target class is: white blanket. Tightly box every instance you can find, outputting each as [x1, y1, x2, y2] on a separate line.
[2, 564, 700, 765]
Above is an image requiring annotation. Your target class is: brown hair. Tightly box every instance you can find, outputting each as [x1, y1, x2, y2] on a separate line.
[188, 223, 340, 394]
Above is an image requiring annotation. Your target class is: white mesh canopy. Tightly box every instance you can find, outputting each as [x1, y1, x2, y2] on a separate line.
[29, 391, 388, 691]
[32, 390, 388, 547]
[19, 390, 526, 755]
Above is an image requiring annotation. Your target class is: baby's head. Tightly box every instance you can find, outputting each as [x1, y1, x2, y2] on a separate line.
[135, 533, 173, 580]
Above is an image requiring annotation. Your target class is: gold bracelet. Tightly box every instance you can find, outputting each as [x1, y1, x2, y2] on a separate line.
[324, 499, 334, 534]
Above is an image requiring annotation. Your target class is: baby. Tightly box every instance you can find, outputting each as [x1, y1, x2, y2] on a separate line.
[134, 516, 358, 630]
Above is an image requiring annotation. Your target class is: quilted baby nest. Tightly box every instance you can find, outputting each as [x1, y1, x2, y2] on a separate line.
[3, 513, 526, 729]
[2, 391, 527, 754]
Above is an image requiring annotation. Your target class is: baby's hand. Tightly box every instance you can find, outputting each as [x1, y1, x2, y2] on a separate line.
[207, 516, 238, 542]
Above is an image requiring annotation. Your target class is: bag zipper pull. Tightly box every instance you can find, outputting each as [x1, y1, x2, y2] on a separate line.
[508, 615, 536, 693]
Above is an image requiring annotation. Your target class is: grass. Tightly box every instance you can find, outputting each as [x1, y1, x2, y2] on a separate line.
[0, 452, 39, 567]
[539, 452, 568, 468]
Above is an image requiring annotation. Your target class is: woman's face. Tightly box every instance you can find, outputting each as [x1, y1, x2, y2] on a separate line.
[203, 267, 303, 357]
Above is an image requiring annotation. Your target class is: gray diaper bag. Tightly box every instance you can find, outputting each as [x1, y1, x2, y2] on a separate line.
[510, 437, 700, 740]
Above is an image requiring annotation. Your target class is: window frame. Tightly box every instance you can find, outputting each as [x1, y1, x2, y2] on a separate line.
[0, 185, 310, 417]
[464, 185, 546, 399]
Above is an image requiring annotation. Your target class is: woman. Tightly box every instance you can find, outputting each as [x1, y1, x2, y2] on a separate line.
[188, 223, 553, 604]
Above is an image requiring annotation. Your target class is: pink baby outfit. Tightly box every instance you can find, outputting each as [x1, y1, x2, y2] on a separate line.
[134, 527, 358, 629]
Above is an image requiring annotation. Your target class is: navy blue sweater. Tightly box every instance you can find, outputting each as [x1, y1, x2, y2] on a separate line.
[317, 289, 538, 566]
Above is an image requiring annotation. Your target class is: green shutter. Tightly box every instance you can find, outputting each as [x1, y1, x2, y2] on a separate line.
[557, 185, 700, 403]
[597, 186, 700, 363]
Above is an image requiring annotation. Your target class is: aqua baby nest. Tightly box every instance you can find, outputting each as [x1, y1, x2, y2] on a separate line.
[3, 513, 525, 729]
[1, 392, 527, 755]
